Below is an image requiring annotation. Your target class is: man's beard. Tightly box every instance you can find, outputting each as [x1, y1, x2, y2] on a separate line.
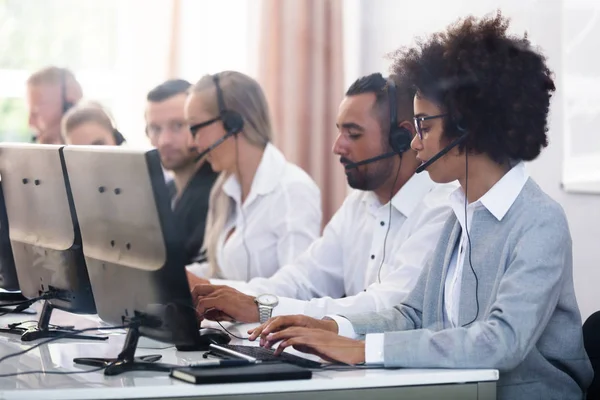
[162, 155, 197, 172]
[343, 156, 395, 191]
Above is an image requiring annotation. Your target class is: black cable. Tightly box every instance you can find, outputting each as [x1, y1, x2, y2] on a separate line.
[188, 296, 251, 341]
[0, 295, 45, 317]
[0, 324, 128, 366]
[377, 156, 403, 284]
[234, 137, 252, 282]
[216, 320, 251, 341]
[462, 151, 480, 327]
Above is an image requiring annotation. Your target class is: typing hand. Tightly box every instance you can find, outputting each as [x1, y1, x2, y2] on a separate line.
[192, 284, 259, 323]
[260, 327, 366, 365]
[248, 315, 338, 345]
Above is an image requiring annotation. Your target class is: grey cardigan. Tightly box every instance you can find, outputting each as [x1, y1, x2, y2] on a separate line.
[342, 179, 593, 399]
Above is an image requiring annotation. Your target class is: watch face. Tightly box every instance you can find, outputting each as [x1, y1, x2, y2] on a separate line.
[257, 294, 278, 306]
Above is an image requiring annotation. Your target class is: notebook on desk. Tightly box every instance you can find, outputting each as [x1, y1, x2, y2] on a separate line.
[170, 363, 312, 385]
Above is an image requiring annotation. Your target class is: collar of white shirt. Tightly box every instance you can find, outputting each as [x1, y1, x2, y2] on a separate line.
[222, 143, 286, 206]
[449, 161, 529, 221]
[362, 170, 436, 218]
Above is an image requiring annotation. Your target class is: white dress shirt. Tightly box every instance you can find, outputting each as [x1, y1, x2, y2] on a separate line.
[335, 162, 530, 365]
[240, 171, 456, 319]
[187, 143, 322, 281]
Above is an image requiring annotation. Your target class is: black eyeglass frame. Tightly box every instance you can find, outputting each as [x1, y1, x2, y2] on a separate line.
[413, 113, 448, 140]
[189, 116, 221, 138]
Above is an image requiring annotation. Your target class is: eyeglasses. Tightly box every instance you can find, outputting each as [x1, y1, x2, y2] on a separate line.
[413, 114, 447, 140]
[189, 116, 221, 138]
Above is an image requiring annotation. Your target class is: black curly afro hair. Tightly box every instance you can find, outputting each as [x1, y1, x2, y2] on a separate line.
[390, 11, 556, 163]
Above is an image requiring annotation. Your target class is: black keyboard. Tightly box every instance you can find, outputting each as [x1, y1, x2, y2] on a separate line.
[217, 344, 323, 369]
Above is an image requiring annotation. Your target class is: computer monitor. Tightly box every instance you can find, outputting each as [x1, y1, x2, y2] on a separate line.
[0, 182, 27, 301]
[0, 182, 38, 317]
[0, 183, 19, 294]
[63, 146, 212, 376]
[0, 143, 106, 342]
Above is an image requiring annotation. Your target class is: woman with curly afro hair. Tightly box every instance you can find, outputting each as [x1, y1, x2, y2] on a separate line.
[245, 11, 593, 400]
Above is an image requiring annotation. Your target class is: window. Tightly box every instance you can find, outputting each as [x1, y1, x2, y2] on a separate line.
[0, 0, 119, 142]
[0, 0, 258, 146]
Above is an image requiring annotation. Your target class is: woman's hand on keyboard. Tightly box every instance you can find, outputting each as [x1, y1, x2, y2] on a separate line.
[248, 315, 338, 345]
[259, 327, 366, 365]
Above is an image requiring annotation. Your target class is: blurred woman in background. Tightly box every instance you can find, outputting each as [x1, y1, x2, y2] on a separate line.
[62, 101, 126, 146]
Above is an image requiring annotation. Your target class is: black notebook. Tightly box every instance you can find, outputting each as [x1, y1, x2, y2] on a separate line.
[170, 363, 312, 385]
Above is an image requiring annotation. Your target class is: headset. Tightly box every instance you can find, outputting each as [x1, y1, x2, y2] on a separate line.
[386, 78, 413, 155]
[111, 129, 126, 146]
[214, 74, 245, 138]
[192, 74, 245, 161]
[344, 78, 412, 170]
[60, 69, 75, 115]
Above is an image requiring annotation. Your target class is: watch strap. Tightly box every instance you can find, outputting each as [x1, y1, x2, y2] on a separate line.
[258, 305, 273, 324]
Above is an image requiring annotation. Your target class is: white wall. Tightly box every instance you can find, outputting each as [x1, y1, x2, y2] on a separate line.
[346, 0, 600, 320]
[178, 0, 259, 83]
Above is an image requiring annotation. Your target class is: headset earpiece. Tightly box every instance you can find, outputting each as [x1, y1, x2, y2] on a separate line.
[112, 129, 126, 146]
[386, 78, 412, 155]
[60, 69, 74, 114]
[389, 126, 412, 154]
[220, 109, 244, 136]
[212, 74, 244, 136]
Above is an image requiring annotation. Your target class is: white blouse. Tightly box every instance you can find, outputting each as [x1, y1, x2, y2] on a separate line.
[188, 143, 322, 281]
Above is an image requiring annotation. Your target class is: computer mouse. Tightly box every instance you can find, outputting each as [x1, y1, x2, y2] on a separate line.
[198, 327, 231, 345]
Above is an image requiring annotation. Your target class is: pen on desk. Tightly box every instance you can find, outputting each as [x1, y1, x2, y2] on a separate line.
[186, 359, 258, 368]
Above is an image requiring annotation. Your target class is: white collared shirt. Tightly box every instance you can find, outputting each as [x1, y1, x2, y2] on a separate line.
[244, 172, 456, 319]
[187, 143, 322, 281]
[337, 162, 530, 365]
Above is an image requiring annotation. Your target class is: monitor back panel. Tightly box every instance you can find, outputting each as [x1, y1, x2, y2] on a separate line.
[63, 146, 197, 344]
[0, 144, 95, 313]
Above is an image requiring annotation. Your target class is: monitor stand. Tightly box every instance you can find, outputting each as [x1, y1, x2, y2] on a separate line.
[73, 321, 216, 376]
[73, 323, 175, 376]
[20, 301, 109, 342]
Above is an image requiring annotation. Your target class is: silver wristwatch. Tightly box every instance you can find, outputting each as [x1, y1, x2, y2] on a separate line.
[254, 294, 279, 323]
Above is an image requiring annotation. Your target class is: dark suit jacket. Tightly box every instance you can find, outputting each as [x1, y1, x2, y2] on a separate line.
[167, 162, 218, 264]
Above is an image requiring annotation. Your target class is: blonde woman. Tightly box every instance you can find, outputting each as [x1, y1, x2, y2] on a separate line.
[185, 71, 321, 284]
[61, 101, 126, 146]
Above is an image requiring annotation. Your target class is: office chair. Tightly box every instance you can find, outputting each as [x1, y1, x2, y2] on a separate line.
[583, 311, 600, 399]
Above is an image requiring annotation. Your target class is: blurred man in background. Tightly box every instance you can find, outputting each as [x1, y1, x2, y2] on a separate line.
[145, 79, 218, 264]
[26, 66, 83, 144]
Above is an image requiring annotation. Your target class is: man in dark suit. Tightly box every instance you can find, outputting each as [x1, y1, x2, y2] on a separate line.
[145, 79, 218, 264]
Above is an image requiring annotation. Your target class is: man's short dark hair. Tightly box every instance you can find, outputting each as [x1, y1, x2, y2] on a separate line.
[390, 11, 555, 163]
[345, 73, 415, 131]
[146, 79, 192, 102]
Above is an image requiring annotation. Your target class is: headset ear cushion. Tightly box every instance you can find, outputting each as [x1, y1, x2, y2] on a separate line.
[221, 110, 244, 135]
[389, 126, 412, 154]
[63, 101, 74, 114]
[113, 129, 126, 145]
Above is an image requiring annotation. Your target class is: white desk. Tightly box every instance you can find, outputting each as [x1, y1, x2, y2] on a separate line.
[0, 307, 498, 400]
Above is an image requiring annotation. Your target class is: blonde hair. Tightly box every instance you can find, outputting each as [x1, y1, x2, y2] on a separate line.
[61, 101, 116, 141]
[27, 66, 83, 102]
[192, 71, 273, 278]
